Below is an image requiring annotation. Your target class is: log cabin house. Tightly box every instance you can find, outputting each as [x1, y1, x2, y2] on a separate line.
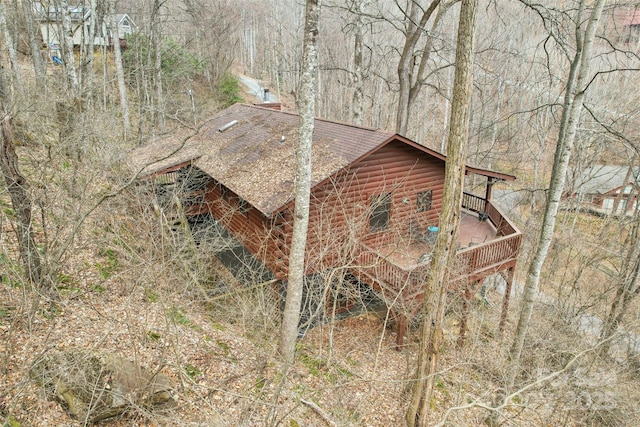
[131, 103, 522, 346]
[566, 165, 639, 217]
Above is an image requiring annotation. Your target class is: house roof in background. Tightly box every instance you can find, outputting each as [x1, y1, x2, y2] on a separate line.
[33, 3, 135, 27]
[33, 4, 90, 21]
[574, 165, 640, 194]
[130, 103, 515, 217]
[115, 14, 135, 27]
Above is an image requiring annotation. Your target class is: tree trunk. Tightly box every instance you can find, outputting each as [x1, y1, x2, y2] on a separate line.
[82, 0, 99, 100]
[610, 164, 634, 216]
[60, 0, 80, 96]
[0, 57, 44, 287]
[21, 0, 46, 79]
[151, 0, 165, 130]
[395, 0, 442, 136]
[406, 0, 477, 425]
[0, 2, 24, 94]
[407, 2, 451, 108]
[351, 0, 367, 126]
[508, 0, 607, 388]
[279, 0, 321, 362]
[599, 213, 640, 355]
[109, 0, 131, 138]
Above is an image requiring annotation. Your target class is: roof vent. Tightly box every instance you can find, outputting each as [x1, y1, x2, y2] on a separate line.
[218, 120, 239, 132]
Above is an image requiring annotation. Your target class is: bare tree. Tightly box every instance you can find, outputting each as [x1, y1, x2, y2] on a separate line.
[599, 209, 640, 355]
[406, 0, 476, 424]
[350, 0, 368, 125]
[151, 0, 166, 130]
[508, 0, 608, 390]
[109, 0, 131, 137]
[279, 0, 321, 360]
[81, 0, 99, 99]
[0, 2, 24, 94]
[0, 51, 44, 287]
[395, 0, 455, 136]
[21, 0, 46, 79]
[60, 0, 80, 96]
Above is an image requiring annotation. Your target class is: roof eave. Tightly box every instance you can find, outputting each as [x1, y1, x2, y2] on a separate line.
[392, 135, 516, 181]
[269, 134, 516, 218]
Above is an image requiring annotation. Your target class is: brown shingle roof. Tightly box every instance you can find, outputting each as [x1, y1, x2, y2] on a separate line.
[130, 104, 394, 217]
[130, 103, 515, 217]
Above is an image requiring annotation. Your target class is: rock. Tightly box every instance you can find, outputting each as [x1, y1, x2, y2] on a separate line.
[29, 349, 173, 423]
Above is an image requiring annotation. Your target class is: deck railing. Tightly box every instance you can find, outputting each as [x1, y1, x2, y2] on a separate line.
[356, 246, 426, 301]
[462, 193, 519, 237]
[355, 197, 522, 298]
[462, 192, 487, 214]
[452, 233, 521, 285]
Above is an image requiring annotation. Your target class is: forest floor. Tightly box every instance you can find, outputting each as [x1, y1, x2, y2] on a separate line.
[3, 250, 639, 427]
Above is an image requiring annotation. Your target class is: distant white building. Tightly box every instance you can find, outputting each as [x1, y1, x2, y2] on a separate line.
[567, 165, 640, 216]
[33, 2, 136, 49]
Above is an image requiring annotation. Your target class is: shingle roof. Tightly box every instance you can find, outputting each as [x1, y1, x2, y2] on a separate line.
[130, 103, 516, 217]
[574, 165, 640, 194]
[130, 104, 394, 217]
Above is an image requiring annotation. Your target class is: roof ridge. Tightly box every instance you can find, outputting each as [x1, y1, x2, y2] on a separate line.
[240, 103, 391, 134]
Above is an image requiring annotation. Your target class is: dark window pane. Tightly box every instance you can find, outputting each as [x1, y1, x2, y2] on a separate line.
[370, 193, 391, 232]
[417, 190, 433, 212]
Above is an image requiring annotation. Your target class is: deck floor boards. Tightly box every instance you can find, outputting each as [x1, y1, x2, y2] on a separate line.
[379, 210, 498, 270]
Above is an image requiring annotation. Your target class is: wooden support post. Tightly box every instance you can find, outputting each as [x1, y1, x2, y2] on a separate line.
[457, 283, 474, 347]
[396, 313, 407, 351]
[485, 177, 495, 203]
[499, 268, 513, 332]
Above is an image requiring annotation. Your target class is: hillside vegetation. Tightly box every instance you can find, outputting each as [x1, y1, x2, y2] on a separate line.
[2, 0, 640, 426]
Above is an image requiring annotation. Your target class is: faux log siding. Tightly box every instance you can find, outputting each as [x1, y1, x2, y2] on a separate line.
[200, 181, 288, 277]
[352, 142, 445, 245]
[301, 141, 446, 275]
[184, 140, 448, 280]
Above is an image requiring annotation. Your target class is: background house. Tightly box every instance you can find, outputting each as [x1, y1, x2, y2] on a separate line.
[33, 2, 136, 49]
[567, 164, 640, 216]
[131, 103, 522, 345]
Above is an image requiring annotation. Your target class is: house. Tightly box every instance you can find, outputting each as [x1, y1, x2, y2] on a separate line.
[130, 103, 522, 346]
[567, 165, 640, 216]
[33, 2, 136, 49]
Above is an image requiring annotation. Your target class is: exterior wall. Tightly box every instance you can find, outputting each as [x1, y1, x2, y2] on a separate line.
[189, 139, 447, 280]
[601, 195, 638, 214]
[300, 140, 446, 275]
[196, 180, 289, 278]
[580, 187, 639, 215]
[39, 17, 134, 47]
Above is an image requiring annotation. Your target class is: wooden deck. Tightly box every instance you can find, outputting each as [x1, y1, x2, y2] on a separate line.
[377, 210, 499, 270]
[351, 194, 522, 330]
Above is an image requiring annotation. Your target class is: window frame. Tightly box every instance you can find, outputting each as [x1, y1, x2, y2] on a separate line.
[416, 190, 433, 212]
[369, 192, 392, 232]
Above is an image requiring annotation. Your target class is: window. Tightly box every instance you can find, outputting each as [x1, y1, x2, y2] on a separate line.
[370, 193, 391, 232]
[417, 190, 433, 212]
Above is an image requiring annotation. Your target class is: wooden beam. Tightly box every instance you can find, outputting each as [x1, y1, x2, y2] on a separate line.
[499, 267, 514, 333]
